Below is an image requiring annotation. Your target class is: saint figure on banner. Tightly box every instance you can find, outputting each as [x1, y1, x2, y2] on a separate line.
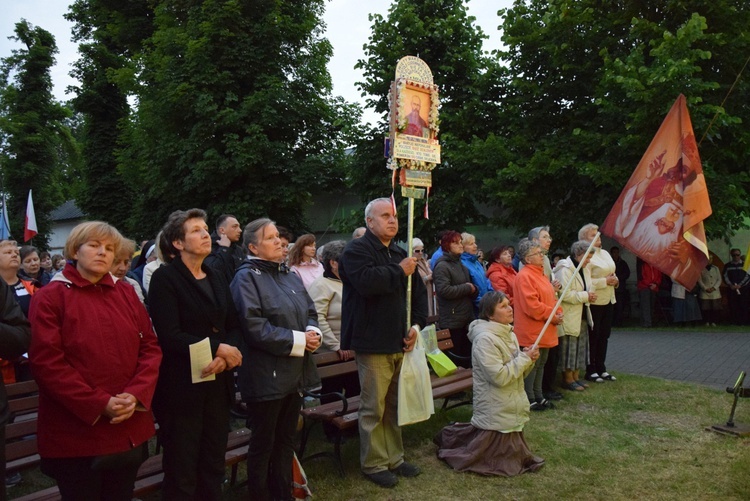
[614, 148, 703, 287]
[405, 95, 429, 138]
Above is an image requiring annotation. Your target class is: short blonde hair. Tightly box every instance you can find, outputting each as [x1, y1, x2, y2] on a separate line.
[0, 239, 18, 250]
[578, 223, 599, 241]
[461, 232, 475, 246]
[64, 221, 123, 260]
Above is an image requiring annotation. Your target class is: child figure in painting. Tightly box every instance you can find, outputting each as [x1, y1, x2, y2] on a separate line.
[434, 290, 545, 476]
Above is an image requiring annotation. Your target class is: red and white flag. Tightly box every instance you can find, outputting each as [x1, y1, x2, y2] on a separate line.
[24, 190, 38, 242]
[601, 94, 711, 290]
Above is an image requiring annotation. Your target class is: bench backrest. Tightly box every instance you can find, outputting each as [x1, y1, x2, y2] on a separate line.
[311, 351, 357, 379]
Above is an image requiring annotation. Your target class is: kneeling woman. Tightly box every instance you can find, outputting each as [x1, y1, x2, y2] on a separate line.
[434, 291, 544, 476]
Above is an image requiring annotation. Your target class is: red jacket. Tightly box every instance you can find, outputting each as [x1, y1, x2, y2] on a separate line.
[637, 262, 663, 291]
[29, 264, 162, 458]
[486, 262, 517, 305]
[512, 264, 560, 348]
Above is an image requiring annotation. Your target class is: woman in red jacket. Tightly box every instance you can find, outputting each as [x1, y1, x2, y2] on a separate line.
[29, 222, 162, 501]
[512, 238, 563, 412]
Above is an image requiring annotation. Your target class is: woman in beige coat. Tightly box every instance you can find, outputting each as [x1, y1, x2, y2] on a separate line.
[553, 241, 596, 391]
[434, 291, 544, 476]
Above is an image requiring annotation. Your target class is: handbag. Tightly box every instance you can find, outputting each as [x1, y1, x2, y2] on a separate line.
[398, 331, 434, 426]
[421, 325, 457, 378]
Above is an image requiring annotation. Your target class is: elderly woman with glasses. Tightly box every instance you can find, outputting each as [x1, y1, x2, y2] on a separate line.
[412, 238, 436, 317]
[513, 238, 563, 411]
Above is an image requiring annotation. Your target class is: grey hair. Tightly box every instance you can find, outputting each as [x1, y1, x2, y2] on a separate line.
[412, 237, 424, 248]
[364, 197, 392, 221]
[578, 223, 599, 241]
[517, 237, 542, 263]
[321, 240, 346, 264]
[571, 240, 591, 259]
[243, 218, 276, 253]
[478, 290, 509, 321]
[461, 232, 475, 245]
[528, 226, 550, 240]
[352, 227, 366, 239]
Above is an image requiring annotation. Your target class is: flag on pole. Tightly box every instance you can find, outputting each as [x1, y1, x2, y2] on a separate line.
[601, 94, 711, 290]
[24, 190, 38, 242]
[0, 194, 11, 240]
[743, 244, 750, 272]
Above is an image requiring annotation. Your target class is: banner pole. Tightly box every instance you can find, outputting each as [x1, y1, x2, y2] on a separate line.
[531, 232, 600, 350]
[406, 196, 415, 332]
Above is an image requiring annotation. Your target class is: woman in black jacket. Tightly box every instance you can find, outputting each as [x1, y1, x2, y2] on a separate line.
[230, 218, 321, 501]
[148, 209, 243, 500]
[433, 231, 477, 366]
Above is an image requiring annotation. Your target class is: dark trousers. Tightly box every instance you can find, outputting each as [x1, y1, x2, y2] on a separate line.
[39, 443, 147, 501]
[448, 326, 472, 368]
[727, 289, 750, 324]
[245, 392, 302, 501]
[613, 290, 629, 326]
[158, 388, 231, 501]
[587, 303, 613, 376]
[542, 344, 560, 392]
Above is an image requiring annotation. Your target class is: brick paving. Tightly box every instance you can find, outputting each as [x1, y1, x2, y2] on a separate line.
[606, 327, 750, 390]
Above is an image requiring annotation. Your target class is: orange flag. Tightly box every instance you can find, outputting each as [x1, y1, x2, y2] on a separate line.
[601, 94, 711, 290]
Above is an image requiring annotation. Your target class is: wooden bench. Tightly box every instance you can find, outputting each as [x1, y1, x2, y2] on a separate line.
[298, 329, 473, 475]
[4, 380, 251, 501]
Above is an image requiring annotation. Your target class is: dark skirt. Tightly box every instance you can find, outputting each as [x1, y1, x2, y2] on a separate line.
[433, 422, 544, 477]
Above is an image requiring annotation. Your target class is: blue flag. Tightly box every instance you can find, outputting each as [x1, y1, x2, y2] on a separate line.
[0, 194, 11, 240]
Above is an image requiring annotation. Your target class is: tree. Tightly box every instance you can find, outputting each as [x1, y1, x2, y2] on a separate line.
[0, 20, 70, 248]
[350, 0, 502, 242]
[487, 0, 750, 244]
[123, 0, 360, 238]
[66, 0, 154, 233]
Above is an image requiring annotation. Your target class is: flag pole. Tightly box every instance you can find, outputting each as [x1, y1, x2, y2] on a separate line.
[531, 232, 600, 351]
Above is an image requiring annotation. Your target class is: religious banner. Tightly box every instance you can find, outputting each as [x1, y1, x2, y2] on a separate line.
[601, 94, 711, 289]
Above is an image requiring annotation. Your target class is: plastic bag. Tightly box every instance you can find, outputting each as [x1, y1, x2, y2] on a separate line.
[398, 331, 435, 426]
[421, 325, 457, 377]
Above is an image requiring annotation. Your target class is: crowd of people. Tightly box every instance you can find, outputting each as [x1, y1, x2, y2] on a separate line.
[0, 199, 749, 498]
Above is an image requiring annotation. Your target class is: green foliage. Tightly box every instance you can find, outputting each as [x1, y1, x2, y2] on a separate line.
[66, 0, 153, 233]
[122, 0, 360, 238]
[351, 0, 502, 242]
[488, 0, 750, 245]
[0, 20, 71, 248]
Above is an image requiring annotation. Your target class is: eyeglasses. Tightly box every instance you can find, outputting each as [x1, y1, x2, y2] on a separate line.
[414, 249, 424, 253]
[526, 251, 545, 259]
[731, 254, 741, 258]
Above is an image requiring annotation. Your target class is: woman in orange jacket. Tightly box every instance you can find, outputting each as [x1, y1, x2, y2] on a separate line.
[512, 238, 563, 411]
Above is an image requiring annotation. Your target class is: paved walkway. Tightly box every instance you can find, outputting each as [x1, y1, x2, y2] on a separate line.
[606, 327, 750, 390]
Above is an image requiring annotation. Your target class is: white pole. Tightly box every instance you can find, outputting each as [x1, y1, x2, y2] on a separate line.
[531, 232, 600, 350]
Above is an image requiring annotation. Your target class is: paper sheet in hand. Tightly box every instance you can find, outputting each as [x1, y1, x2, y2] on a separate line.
[189, 337, 215, 383]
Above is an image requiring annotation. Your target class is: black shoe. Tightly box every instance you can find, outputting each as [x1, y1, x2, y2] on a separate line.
[5, 472, 22, 488]
[529, 401, 546, 412]
[364, 470, 398, 488]
[391, 461, 421, 477]
[543, 391, 564, 401]
[538, 398, 555, 410]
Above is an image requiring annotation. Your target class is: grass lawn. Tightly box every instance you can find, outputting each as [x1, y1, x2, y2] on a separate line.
[9, 373, 750, 500]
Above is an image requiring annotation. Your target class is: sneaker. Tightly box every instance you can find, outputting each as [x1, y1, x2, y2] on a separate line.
[391, 462, 421, 477]
[364, 470, 398, 488]
[529, 401, 546, 412]
[601, 372, 617, 381]
[538, 398, 555, 410]
[586, 373, 605, 383]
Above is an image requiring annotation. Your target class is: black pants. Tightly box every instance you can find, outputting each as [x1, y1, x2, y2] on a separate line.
[727, 290, 750, 324]
[587, 303, 613, 376]
[158, 387, 231, 501]
[245, 392, 302, 501]
[448, 326, 472, 368]
[39, 443, 147, 501]
[542, 344, 560, 392]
